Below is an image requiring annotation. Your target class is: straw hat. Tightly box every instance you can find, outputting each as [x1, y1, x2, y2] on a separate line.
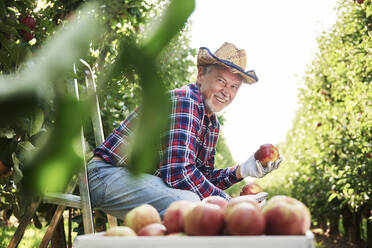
[197, 42, 258, 84]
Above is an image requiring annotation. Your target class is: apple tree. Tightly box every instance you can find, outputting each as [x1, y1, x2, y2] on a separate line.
[0, 0, 204, 238]
[277, 0, 371, 246]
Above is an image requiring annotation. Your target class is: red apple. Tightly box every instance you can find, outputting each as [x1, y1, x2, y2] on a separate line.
[254, 144, 280, 166]
[184, 203, 225, 236]
[225, 201, 266, 235]
[20, 30, 34, 42]
[124, 204, 161, 233]
[201, 196, 228, 211]
[240, 182, 263, 196]
[20, 16, 36, 30]
[355, 0, 364, 4]
[0, 160, 11, 177]
[104, 226, 136, 236]
[227, 195, 259, 211]
[262, 195, 311, 235]
[163, 200, 196, 233]
[137, 223, 167, 236]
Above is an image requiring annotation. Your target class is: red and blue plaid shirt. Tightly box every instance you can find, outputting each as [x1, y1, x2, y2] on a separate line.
[94, 83, 241, 200]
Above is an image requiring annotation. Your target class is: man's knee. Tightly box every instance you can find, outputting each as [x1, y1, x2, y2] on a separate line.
[180, 190, 200, 203]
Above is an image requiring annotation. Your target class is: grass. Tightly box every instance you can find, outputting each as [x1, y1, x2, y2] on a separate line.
[0, 213, 78, 248]
[0, 224, 48, 248]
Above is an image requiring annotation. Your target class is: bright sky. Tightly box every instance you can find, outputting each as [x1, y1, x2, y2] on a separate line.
[188, 0, 338, 163]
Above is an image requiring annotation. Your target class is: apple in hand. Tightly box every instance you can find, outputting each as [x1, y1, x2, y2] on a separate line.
[137, 223, 167, 236]
[124, 204, 161, 233]
[225, 201, 266, 235]
[201, 196, 228, 211]
[163, 200, 196, 234]
[184, 203, 225, 236]
[104, 226, 136, 236]
[262, 195, 311, 235]
[227, 195, 259, 210]
[240, 182, 263, 196]
[254, 144, 280, 166]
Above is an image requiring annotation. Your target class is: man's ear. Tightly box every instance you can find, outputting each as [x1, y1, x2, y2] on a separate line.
[197, 66, 204, 83]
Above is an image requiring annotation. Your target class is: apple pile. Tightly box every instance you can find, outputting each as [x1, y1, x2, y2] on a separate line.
[104, 194, 311, 237]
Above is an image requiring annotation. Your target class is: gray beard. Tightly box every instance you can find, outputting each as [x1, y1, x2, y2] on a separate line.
[204, 98, 219, 114]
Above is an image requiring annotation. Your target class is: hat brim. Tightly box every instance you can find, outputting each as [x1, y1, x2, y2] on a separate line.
[197, 47, 258, 84]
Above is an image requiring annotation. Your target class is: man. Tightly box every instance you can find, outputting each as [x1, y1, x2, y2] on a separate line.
[87, 42, 282, 219]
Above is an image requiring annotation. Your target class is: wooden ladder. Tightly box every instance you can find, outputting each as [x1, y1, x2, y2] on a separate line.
[8, 59, 117, 248]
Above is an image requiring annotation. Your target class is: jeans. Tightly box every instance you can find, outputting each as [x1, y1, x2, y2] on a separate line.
[87, 159, 200, 220]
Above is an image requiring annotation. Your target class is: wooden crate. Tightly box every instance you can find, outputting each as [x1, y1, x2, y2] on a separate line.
[73, 230, 315, 248]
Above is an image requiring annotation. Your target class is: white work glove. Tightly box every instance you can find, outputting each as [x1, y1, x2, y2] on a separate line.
[240, 154, 283, 178]
[237, 192, 268, 208]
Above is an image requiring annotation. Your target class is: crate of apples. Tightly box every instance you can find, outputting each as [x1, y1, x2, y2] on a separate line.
[74, 189, 315, 248]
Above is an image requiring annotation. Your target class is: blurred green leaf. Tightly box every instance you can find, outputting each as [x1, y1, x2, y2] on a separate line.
[28, 107, 44, 137]
[143, 0, 195, 57]
[0, 128, 16, 139]
[22, 95, 88, 195]
[114, 0, 195, 175]
[11, 153, 23, 184]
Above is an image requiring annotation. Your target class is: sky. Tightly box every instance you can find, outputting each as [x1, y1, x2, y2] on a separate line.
[188, 0, 338, 163]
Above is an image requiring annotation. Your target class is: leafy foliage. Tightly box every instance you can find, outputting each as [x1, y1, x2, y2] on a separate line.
[0, 0, 201, 225]
[260, 0, 371, 244]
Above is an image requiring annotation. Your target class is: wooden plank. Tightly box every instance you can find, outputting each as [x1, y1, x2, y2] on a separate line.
[43, 193, 81, 209]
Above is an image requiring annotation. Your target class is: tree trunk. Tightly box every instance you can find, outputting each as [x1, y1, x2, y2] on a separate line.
[342, 207, 362, 245]
[350, 211, 362, 245]
[329, 215, 339, 235]
[319, 217, 328, 231]
[342, 207, 352, 240]
[367, 217, 372, 248]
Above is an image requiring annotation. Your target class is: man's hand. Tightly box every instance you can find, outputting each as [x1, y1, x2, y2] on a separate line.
[236, 192, 268, 207]
[239, 154, 283, 178]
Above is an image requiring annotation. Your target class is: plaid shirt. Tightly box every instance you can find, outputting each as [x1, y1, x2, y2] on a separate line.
[94, 83, 242, 200]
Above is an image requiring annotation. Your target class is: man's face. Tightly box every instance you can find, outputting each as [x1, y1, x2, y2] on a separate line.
[197, 65, 242, 116]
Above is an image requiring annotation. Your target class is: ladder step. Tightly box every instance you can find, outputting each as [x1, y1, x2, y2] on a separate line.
[43, 193, 82, 209]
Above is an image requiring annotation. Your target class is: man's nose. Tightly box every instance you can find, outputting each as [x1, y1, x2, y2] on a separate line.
[221, 85, 230, 96]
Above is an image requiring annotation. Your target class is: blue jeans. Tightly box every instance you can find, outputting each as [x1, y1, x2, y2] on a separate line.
[87, 159, 200, 220]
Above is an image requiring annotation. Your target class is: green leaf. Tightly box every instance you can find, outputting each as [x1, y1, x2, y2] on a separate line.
[0, 24, 20, 36]
[143, 0, 195, 58]
[11, 153, 23, 184]
[366, 5, 372, 18]
[0, 2, 103, 102]
[113, 0, 195, 175]
[28, 107, 44, 137]
[0, 128, 16, 139]
[22, 96, 88, 195]
[17, 141, 36, 164]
